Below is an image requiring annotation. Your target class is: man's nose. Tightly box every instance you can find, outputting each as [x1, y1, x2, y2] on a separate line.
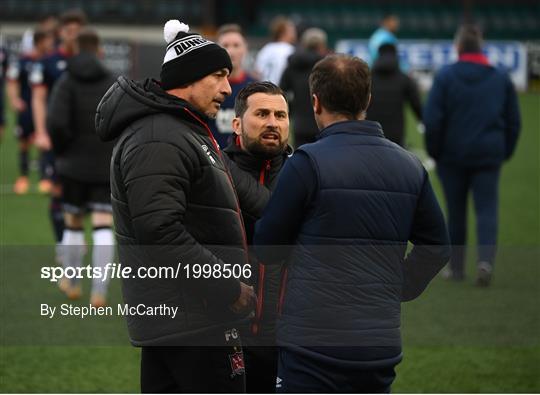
[266, 113, 278, 127]
[221, 78, 232, 96]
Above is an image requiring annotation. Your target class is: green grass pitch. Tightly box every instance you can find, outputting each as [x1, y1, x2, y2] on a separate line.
[0, 93, 538, 392]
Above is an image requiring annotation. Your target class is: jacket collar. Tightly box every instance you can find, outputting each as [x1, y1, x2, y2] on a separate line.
[317, 120, 385, 140]
[458, 52, 490, 66]
[224, 135, 292, 173]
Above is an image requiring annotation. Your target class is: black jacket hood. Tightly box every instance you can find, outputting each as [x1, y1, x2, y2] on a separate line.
[96, 77, 207, 142]
[67, 52, 110, 82]
[286, 49, 324, 71]
[372, 53, 399, 75]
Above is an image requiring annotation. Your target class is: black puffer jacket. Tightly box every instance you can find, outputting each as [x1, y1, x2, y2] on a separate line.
[280, 49, 324, 145]
[48, 52, 116, 182]
[367, 53, 422, 146]
[96, 77, 252, 346]
[224, 137, 291, 340]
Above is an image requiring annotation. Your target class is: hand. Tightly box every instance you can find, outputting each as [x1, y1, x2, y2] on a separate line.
[229, 282, 256, 315]
[34, 131, 51, 151]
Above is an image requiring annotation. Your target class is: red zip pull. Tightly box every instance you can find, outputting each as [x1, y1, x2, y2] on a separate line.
[259, 160, 271, 185]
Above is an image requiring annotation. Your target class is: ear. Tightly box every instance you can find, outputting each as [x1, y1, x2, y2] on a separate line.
[232, 116, 242, 136]
[312, 94, 322, 115]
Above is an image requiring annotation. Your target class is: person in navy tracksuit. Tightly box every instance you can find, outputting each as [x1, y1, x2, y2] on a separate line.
[424, 24, 521, 286]
[254, 54, 451, 393]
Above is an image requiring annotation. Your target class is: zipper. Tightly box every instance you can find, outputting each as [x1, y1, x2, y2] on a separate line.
[251, 160, 271, 335]
[251, 263, 266, 335]
[183, 108, 250, 265]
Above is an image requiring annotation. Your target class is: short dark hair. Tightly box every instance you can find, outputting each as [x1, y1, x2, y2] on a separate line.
[33, 28, 52, 45]
[270, 16, 293, 41]
[234, 81, 288, 117]
[59, 9, 88, 26]
[309, 54, 371, 119]
[217, 23, 245, 39]
[77, 27, 100, 53]
[455, 24, 483, 54]
[382, 13, 398, 22]
[378, 43, 397, 56]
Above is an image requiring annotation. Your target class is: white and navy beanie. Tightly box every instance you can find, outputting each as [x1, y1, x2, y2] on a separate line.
[160, 20, 232, 90]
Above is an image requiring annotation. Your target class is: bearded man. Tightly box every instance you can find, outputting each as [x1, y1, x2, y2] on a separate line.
[224, 81, 291, 393]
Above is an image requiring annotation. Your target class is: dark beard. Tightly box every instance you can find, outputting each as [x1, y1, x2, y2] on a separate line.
[242, 132, 287, 159]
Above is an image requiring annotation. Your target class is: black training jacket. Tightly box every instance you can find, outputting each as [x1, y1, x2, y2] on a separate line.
[224, 137, 291, 341]
[96, 77, 253, 346]
[48, 52, 116, 182]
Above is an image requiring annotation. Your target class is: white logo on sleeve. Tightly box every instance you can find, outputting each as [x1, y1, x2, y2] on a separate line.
[276, 376, 283, 389]
[201, 144, 216, 165]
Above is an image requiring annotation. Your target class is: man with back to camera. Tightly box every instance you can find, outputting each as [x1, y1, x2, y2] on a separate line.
[96, 20, 258, 393]
[280, 27, 328, 148]
[424, 24, 521, 286]
[253, 54, 451, 393]
[224, 81, 292, 392]
[208, 24, 257, 148]
[368, 13, 400, 66]
[367, 43, 423, 147]
[47, 28, 117, 306]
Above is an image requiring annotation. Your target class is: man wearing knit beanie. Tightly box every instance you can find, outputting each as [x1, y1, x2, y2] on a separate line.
[96, 20, 262, 392]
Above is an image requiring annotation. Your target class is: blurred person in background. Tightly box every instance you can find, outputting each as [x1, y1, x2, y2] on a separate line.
[30, 9, 87, 260]
[367, 43, 422, 147]
[424, 24, 521, 286]
[208, 23, 257, 148]
[254, 54, 450, 393]
[368, 13, 400, 66]
[19, 14, 59, 56]
[255, 16, 297, 84]
[280, 27, 328, 148]
[0, 41, 7, 141]
[47, 28, 116, 306]
[224, 81, 291, 393]
[7, 28, 55, 194]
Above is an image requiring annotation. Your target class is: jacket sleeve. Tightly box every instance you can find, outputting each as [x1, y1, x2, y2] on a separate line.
[503, 75, 521, 160]
[402, 170, 451, 302]
[122, 141, 241, 307]
[423, 70, 447, 159]
[254, 151, 315, 264]
[405, 75, 423, 122]
[222, 153, 271, 218]
[47, 74, 73, 154]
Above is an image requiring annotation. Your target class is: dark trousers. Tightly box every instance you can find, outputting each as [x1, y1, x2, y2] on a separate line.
[276, 348, 396, 393]
[244, 346, 278, 393]
[141, 346, 245, 393]
[437, 164, 500, 277]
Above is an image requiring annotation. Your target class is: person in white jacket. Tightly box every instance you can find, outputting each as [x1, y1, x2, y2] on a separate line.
[255, 16, 296, 84]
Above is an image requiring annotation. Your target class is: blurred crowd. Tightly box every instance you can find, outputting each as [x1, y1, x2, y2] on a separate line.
[0, 9, 520, 310]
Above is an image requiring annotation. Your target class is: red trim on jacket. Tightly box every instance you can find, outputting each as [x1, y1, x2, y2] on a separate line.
[459, 52, 490, 66]
[182, 107, 250, 268]
[251, 159, 271, 335]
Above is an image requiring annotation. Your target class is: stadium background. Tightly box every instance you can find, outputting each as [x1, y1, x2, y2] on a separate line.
[1, 0, 539, 392]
